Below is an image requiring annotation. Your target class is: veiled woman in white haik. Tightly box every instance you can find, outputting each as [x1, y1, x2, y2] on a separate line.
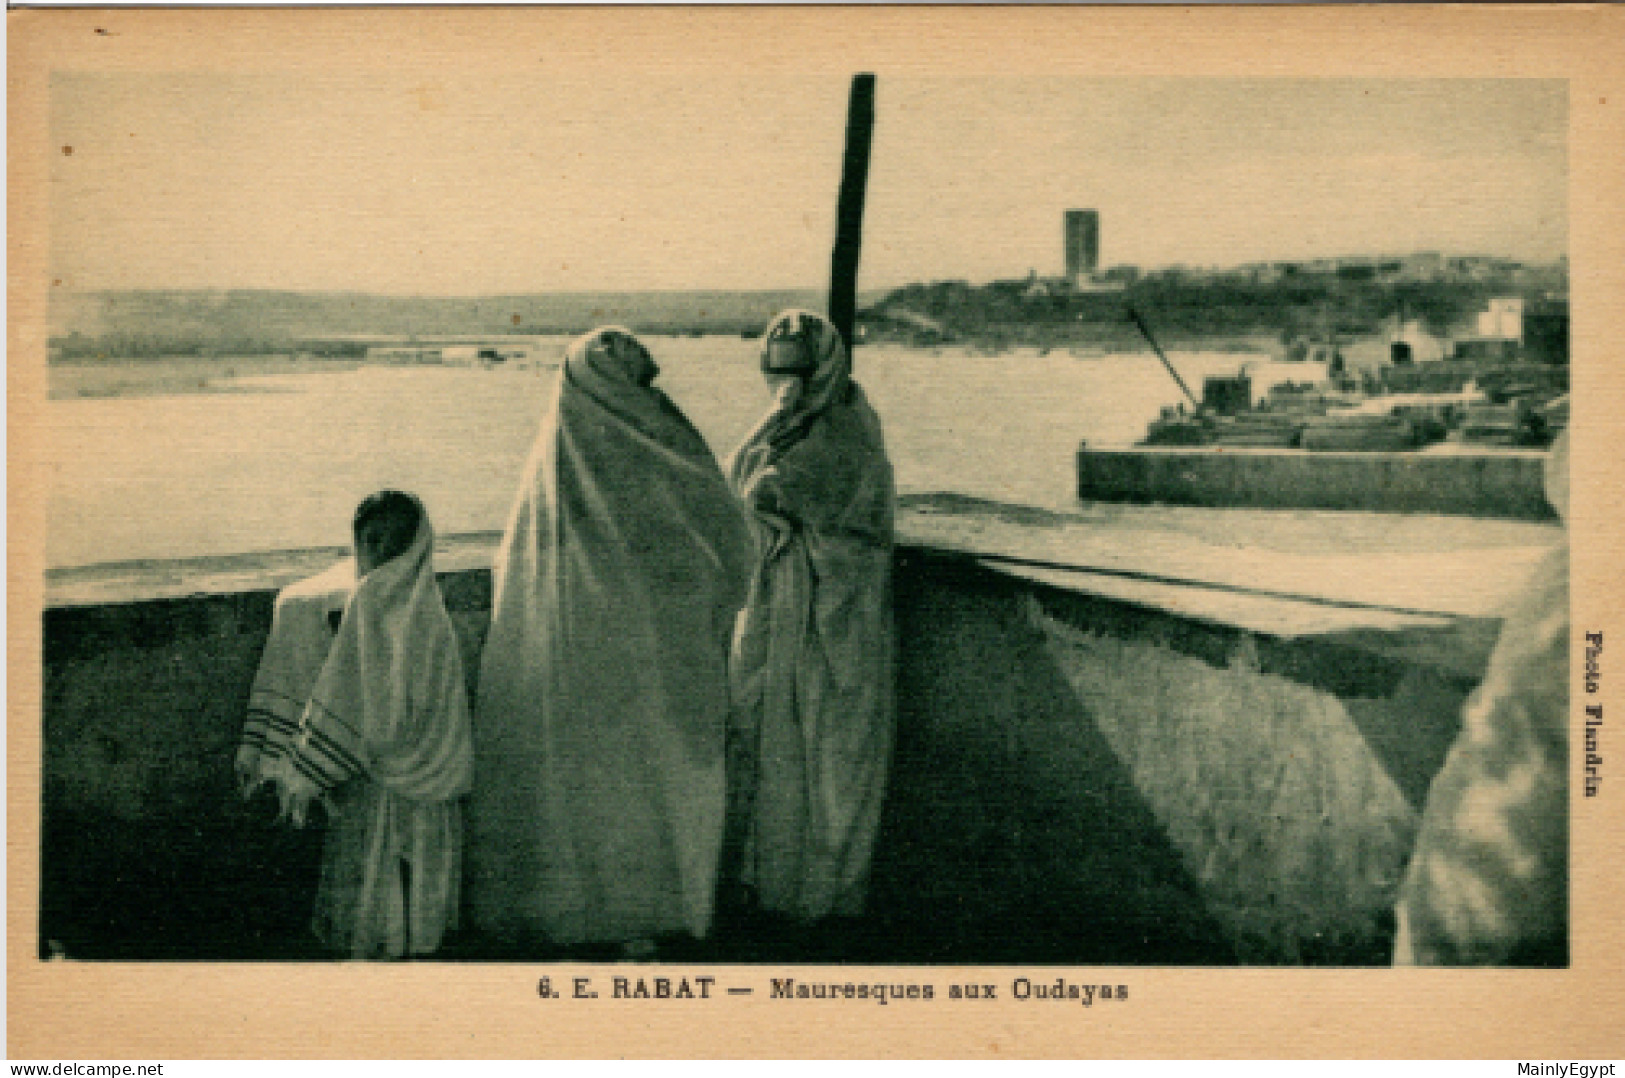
[727, 309, 897, 923]
[467, 327, 752, 951]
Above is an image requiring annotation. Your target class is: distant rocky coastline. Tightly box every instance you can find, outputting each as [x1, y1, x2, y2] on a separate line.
[47, 261, 1565, 363]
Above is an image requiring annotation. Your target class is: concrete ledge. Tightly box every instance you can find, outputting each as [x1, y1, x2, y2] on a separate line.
[48, 501, 1527, 680]
[44, 547, 496, 666]
[38, 529, 1490, 964]
[1078, 446, 1554, 520]
[44, 531, 506, 610]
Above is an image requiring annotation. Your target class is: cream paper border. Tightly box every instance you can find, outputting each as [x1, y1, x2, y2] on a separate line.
[9, 5, 1625, 1059]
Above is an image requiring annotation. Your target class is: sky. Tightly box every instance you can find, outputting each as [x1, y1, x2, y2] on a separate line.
[49, 75, 1567, 295]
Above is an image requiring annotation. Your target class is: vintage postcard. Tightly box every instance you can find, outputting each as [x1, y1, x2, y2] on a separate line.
[8, 4, 1625, 1060]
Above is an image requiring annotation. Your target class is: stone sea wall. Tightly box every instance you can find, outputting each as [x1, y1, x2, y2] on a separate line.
[37, 542, 1485, 964]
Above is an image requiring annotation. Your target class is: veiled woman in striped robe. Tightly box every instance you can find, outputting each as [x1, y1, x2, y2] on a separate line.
[268, 491, 474, 959]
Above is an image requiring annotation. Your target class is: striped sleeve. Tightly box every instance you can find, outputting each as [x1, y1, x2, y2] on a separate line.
[286, 698, 368, 792]
[240, 709, 271, 753]
[243, 687, 306, 761]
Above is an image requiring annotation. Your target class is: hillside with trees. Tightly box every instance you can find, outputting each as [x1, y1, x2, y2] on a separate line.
[863, 260, 1568, 351]
[48, 288, 841, 361]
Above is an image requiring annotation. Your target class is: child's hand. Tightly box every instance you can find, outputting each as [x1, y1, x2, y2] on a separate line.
[277, 783, 315, 827]
[234, 745, 263, 800]
[273, 769, 324, 828]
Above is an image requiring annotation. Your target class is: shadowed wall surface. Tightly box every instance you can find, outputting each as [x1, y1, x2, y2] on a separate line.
[38, 543, 1483, 964]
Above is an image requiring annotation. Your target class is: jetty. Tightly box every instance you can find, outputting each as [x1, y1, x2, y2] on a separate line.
[1077, 444, 1554, 520]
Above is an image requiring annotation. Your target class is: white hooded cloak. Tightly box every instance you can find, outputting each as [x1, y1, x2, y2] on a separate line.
[1394, 428, 1569, 965]
[274, 497, 474, 958]
[467, 327, 752, 947]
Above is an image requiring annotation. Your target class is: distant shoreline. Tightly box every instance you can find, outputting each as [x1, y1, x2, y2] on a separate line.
[47, 355, 365, 400]
[48, 326, 1282, 364]
[48, 267, 1567, 368]
[45, 332, 1288, 402]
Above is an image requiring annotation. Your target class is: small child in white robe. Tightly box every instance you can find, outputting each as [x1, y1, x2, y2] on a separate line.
[253, 490, 474, 959]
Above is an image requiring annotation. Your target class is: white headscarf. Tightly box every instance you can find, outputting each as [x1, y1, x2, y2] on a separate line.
[730, 309, 855, 483]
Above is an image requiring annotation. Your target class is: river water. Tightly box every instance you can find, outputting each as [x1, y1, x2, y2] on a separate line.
[45, 336, 1307, 569]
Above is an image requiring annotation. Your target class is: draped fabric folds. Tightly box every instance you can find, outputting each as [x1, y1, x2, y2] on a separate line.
[727, 309, 897, 922]
[467, 327, 752, 947]
[240, 559, 356, 781]
[271, 502, 474, 958]
[1394, 429, 1569, 966]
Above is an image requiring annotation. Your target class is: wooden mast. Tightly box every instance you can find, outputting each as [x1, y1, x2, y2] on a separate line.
[827, 73, 876, 360]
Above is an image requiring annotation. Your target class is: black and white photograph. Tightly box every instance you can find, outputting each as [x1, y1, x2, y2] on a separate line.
[10, 5, 1623, 1061]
